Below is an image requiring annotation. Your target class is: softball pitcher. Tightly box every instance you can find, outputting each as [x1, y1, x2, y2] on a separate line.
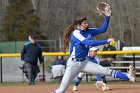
[52, 15, 135, 93]
[73, 47, 109, 91]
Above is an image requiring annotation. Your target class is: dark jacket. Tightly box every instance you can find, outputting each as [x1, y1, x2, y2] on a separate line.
[21, 42, 43, 65]
[52, 59, 67, 68]
[102, 45, 116, 59]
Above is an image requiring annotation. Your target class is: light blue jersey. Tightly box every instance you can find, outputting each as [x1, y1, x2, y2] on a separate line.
[69, 17, 110, 58]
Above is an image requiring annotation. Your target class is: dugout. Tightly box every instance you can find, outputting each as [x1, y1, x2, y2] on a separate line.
[122, 47, 140, 76]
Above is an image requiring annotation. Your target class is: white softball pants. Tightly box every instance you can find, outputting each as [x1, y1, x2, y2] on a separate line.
[55, 58, 112, 93]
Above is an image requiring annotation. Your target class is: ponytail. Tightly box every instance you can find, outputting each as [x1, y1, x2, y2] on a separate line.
[63, 24, 75, 52]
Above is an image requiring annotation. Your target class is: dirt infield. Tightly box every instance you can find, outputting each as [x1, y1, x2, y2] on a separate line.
[0, 83, 139, 93]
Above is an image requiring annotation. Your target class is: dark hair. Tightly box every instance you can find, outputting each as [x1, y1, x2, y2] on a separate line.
[29, 35, 37, 39]
[63, 16, 87, 52]
[74, 17, 87, 25]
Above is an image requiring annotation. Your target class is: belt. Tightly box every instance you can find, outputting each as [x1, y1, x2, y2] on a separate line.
[72, 58, 86, 61]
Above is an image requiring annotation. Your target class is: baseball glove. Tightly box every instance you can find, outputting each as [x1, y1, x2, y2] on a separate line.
[96, 2, 111, 17]
[95, 81, 111, 91]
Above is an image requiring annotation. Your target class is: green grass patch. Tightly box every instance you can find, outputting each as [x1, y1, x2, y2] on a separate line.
[0, 82, 28, 86]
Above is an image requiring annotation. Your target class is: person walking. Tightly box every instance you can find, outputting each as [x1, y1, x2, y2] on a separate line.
[21, 35, 44, 85]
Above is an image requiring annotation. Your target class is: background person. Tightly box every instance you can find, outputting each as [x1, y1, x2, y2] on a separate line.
[73, 47, 110, 91]
[51, 56, 67, 80]
[21, 35, 44, 85]
[52, 56, 67, 68]
[100, 43, 117, 66]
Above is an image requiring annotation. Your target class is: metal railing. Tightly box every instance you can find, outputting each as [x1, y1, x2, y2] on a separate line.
[0, 50, 140, 83]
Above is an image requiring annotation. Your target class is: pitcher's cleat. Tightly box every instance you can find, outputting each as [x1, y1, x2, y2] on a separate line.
[127, 65, 136, 82]
[73, 86, 78, 91]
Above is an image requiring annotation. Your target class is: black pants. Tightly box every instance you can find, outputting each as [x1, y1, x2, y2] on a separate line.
[24, 63, 40, 84]
[100, 60, 111, 67]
